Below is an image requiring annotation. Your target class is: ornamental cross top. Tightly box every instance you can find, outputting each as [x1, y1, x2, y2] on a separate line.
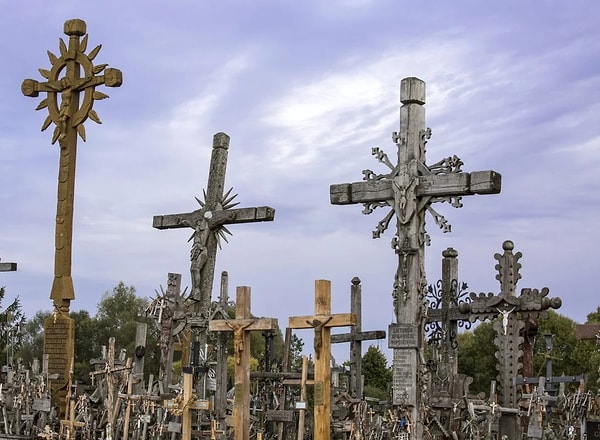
[21, 19, 122, 311]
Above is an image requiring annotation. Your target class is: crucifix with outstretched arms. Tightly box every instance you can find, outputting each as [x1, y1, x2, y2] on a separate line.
[330, 77, 501, 439]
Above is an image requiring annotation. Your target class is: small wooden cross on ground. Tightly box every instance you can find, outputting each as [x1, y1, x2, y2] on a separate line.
[331, 277, 386, 398]
[209, 286, 278, 440]
[289, 280, 357, 440]
[329, 77, 501, 438]
[0, 258, 17, 273]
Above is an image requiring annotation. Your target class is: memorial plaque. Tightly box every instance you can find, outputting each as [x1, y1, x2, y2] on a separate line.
[168, 422, 182, 433]
[388, 324, 419, 348]
[33, 398, 52, 412]
[314, 381, 324, 406]
[234, 383, 243, 404]
[527, 425, 543, 439]
[392, 350, 415, 406]
[266, 410, 294, 422]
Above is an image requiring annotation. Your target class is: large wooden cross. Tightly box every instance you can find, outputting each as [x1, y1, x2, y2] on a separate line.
[0, 258, 17, 273]
[21, 21, 122, 416]
[331, 277, 386, 398]
[289, 279, 356, 440]
[209, 286, 278, 440]
[21, 19, 122, 313]
[330, 77, 501, 437]
[153, 133, 275, 316]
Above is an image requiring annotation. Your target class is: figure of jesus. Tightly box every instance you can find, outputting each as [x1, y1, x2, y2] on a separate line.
[497, 307, 515, 335]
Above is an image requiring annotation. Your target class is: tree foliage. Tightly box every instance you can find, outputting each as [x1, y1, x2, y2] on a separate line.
[362, 345, 392, 397]
[457, 310, 600, 396]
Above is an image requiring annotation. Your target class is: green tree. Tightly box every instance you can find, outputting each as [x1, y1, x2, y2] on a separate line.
[457, 321, 497, 396]
[0, 288, 26, 368]
[18, 310, 50, 367]
[362, 345, 392, 399]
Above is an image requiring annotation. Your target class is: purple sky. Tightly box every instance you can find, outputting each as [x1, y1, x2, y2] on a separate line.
[1, 1, 599, 363]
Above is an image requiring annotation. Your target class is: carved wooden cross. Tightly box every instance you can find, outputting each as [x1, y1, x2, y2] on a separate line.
[289, 279, 356, 440]
[0, 258, 16, 273]
[21, 19, 122, 313]
[331, 277, 386, 398]
[330, 78, 501, 436]
[459, 240, 562, 410]
[153, 133, 275, 321]
[209, 286, 278, 440]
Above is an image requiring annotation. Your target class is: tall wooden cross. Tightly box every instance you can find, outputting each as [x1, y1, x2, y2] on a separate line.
[153, 132, 275, 352]
[0, 259, 17, 273]
[289, 279, 356, 440]
[330, 77, 501, 438]
[21, 19, 122, 312]
[331, 277, 386, 398]
[21, 20, 122, 416]
[209, 286, 278, 440]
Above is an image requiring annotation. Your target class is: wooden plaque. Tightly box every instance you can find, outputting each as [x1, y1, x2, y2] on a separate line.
[314, 381, 324, 406]
[388, 324, 419, 348]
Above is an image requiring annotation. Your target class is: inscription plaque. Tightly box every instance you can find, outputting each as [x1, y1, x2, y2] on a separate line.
[388, 324, 419, 348]
[314, 381, 324, 406]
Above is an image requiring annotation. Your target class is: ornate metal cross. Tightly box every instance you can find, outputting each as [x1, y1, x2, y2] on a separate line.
[21, 19, 122, 312]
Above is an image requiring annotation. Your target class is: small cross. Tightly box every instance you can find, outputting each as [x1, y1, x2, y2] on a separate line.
[289, 280, 356, 440]
[209, 286, 278, 440]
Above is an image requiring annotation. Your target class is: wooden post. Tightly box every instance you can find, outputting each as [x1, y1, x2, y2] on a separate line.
[297, 355, 309, 440]
[132, 322, 147, 394]
[209, 286, 278, 440]
[330, 77, 501, 439]
[289, 280, 357, 440]
[331, 277, 386, 398]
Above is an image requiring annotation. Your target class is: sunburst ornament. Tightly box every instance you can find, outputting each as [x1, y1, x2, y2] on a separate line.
[189, 187, 240, 249]
[21, 19, 122, 144]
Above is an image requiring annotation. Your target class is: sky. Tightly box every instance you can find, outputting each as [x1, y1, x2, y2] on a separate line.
[0, 1, 599, 364]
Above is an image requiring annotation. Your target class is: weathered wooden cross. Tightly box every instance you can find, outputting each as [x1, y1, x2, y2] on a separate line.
[330, 77, 501, 438]
[209, 286, 278, 440]
[0, 258, 17, 273]
[21, 19, 122, 415]
[153, 132, 275, 316]
[459, 240, 562, 439]
[331, 277, 386, 398]
[289, 279, 357, 440]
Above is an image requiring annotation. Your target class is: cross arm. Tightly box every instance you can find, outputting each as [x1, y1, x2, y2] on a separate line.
[0, 262, 17, 272]
[330, 171, 501, 205]
[153, 206, 275, 230]
[331, 330, 386, 343]
[208, 318, 278, 332]
[288, 313, 356, 329]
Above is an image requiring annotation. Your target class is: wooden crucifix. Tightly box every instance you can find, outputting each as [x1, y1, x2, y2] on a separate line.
[0, 258, 17, 273]
[330, 77, 501, 438]
[209, 286, 278, 440]
[21, 20, 122, 415]
[289, 279, 357, 440]
[331, 277, 386, 398]
[163, 372, 210, 440]
[153, 132, 275, 355]
[458, 240, 562, 439]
